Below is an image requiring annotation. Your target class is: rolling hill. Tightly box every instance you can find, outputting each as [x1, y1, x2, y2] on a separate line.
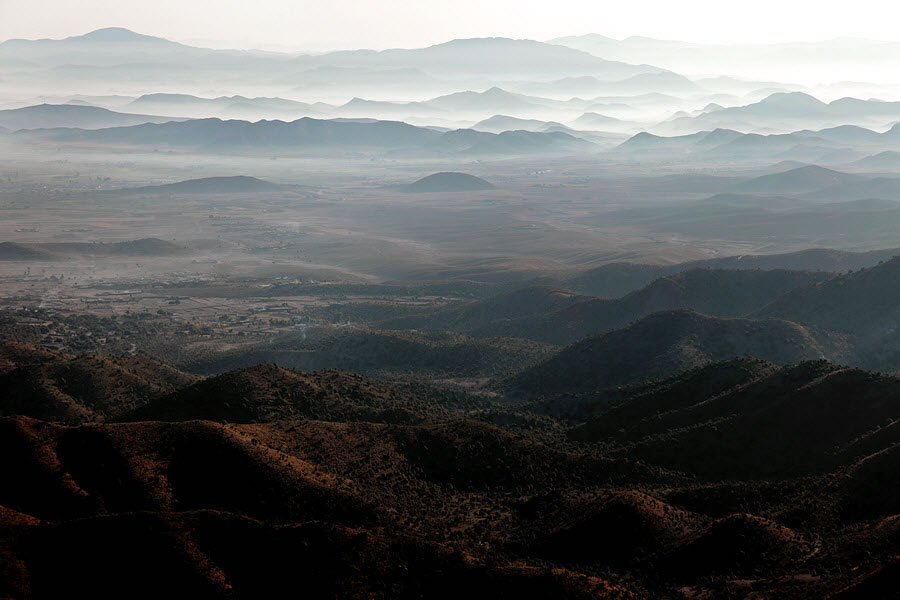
[735, 165, 863, 193]
[0, 343, 197, 423]
[659, 92, 900, 134]
[754, 256, 900, 367]
[1, 341, 899, 598]
[398, 172, 495, 193]
[506, 310, 836, 397]
[573, 358, 900, 480]
[472, 115, 564, 133]
[128, 364, 434, 424]
[0, 242, 62, 261]
[382, 269, 832, 346]
[180, 328, 556, 380]
[0, 103, 184, 131]
[561, 247, 900, 297]
[477, 268, 833, 344]
[111, 175, 286, 195]
[17, 117, 595, 156]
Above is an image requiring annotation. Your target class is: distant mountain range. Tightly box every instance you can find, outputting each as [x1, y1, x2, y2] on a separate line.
[0, 28, 666, 95]
[550, 33, 900, 85]
[127, 93, 330, 120]
[0, 103, 183, 131]
[616, 119, 900, 165]
[657, 92, 900, 134]
[13, 116, 595, 156]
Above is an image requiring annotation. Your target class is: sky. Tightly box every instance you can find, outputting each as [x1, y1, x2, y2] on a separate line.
[2, 0, 900, 51]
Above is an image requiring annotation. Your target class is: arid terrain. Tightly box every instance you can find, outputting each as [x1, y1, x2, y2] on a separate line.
[2, 20, 900, 600]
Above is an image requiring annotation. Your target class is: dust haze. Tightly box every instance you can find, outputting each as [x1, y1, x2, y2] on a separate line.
[1, 12, 900, 600]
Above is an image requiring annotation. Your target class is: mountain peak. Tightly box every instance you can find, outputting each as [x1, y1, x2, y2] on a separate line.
[66, 27, 168, 44]
[758, 91, 826, 107]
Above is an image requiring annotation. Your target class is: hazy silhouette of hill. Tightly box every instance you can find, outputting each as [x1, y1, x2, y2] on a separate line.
[398, 172, 494, 192]
[21, 117, 595, 156]
[0, 104, 184, 131]
[800, 176, 900, 201]
[617, 121, 900, 163]
[0, 242, 62, 261]
[660, 92, 900, 133]
[472, 114, 564, 133]
[735, 165, 863, 193]
[570, 112, 636, 130]
[852, 150, 900, 170]
[128, 93, 328, 119]
[111, 175, 286, 195]
[314, 38, 660, 78]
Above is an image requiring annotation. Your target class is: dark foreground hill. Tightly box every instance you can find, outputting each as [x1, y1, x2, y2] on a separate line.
[573, 358, 900, 483]
[398, 172, 495, 192]
[2, 344, 900, 597]
[129, 364, 436, 424]
[0, 343, 197, 423]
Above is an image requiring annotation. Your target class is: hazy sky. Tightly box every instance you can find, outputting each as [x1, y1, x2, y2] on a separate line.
[2, 0, 900, 51]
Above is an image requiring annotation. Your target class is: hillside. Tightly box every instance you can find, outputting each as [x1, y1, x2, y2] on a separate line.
[507, 310, 837, 397]
[472, 115, 561, 133]
[0, 103, 182, 131]
[0, 343, 197, 423]
[398, 172, 495, 193]
[380, 286, 590, 332]
[1, 343, 900, 597]
[561, 247, 899, 297]
[17, 116, 596, 156]
[753, 256, 900, 370]
[573, 359, 900, 480]
[128, 364, 434, 424]
[478, 268, 832, 344]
